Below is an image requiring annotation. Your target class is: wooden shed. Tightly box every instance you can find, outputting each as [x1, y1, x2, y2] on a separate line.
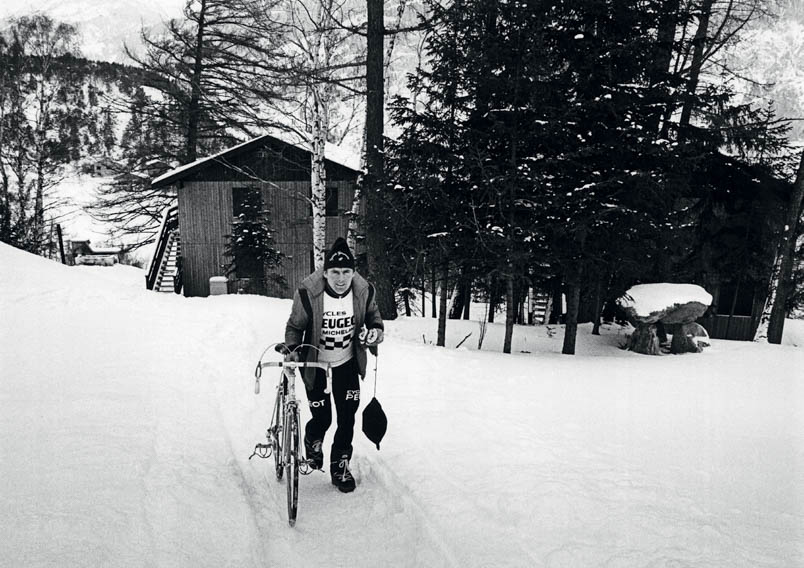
[687, 154, 792, 340]
[149, 134, 361, 298]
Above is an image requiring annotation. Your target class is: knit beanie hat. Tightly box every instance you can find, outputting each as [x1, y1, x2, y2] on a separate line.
[323, 237, 355, 270]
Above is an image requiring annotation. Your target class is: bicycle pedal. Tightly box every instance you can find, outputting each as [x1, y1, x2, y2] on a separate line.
[249, 443, 272, 460]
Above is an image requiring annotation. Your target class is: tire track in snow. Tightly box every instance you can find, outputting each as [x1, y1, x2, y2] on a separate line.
[135, 311, 269, 567]
[352, 454, 465, 567]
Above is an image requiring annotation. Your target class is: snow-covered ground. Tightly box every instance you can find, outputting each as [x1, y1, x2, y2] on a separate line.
[1, 242, 802, 567]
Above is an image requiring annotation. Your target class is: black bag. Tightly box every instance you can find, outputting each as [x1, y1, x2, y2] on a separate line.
[362, 397, 387, 450]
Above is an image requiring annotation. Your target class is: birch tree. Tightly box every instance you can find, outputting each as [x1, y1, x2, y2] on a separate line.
[754, 150, 804, 343]
[245, 0, 364, 270]
[0, 15, 78, 254]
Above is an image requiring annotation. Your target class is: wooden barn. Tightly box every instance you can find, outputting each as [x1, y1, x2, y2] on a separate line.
[148, 134, 361, 298]
[692, 155, 793, 340]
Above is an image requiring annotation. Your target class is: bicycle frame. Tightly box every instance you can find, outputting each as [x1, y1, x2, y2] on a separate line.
[251, 348, 332, 527]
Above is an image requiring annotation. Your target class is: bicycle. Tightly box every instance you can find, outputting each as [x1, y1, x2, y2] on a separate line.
[249, 344, 332, 527]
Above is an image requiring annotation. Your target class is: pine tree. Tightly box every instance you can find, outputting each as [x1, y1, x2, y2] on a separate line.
[223, 187, 286, 295]
[101, 107, 117, 156]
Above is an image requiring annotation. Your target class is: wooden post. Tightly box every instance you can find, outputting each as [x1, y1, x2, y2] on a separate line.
[56, 224, 66, 265]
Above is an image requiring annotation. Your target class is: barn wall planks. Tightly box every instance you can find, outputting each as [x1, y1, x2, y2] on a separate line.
[698, 315, 756, 341]
[179, 178, 356, 297]
[178, 181, 233, 296]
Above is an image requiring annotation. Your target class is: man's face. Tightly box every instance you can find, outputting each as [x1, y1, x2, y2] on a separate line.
[324, 267, 355, 294]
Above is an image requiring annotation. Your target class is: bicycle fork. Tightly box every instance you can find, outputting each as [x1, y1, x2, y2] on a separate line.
[285, 402, 315, 476]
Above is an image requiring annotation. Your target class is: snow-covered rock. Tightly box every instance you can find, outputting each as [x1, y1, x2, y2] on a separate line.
[618, 283, 713, 324]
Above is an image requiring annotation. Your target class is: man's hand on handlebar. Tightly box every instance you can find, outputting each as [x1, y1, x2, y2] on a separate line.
[275, 343, 300, 361]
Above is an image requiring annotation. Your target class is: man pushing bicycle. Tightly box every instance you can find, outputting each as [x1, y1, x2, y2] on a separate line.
[282, 237, 384, 493]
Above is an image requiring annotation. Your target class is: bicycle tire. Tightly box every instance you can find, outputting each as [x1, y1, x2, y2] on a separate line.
[272, 384, 285, 481]
[285, 405, 300, 527]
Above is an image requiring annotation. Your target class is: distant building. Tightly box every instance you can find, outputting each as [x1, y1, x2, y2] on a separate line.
[90, 157, 118, 177]
[69, 240, 121, 266]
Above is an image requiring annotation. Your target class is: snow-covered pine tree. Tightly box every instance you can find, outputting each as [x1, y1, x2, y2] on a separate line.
[223, 187, 286, 295]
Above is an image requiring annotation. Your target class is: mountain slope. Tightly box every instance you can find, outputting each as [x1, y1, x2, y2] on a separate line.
[1, 0, 184, 62]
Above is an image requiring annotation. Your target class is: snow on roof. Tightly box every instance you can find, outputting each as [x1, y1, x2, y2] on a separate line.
[87, 247, 121, 255]
[151, 133, 362, 187]
[264, 128, 362, 172]
[617, 283, 713, 317]
[151, 137, 255, 186]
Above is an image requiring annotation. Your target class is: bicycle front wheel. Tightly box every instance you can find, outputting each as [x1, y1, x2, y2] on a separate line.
[271, 385, 285, 481]
[284, 406, 300, 527]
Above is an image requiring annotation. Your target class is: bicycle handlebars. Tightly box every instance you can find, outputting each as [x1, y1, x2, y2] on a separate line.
[254, 360, 333, 395]
[257, 360, 332, 375]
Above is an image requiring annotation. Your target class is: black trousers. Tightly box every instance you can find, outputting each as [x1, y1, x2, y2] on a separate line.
[304, 357, 361, 461]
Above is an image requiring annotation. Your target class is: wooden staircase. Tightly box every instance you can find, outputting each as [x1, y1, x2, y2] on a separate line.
[154, 231, 181, 292]
[529, 290, 551, 324]
[145, 205, 182, 293]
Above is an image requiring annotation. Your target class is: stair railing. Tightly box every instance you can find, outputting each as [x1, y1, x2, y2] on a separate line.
[146, 205, 179, 290]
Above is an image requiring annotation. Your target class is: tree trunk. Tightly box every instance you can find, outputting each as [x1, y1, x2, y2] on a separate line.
[462, 279, 471, 320]
[649, 0, 680, 134]
[437, 263, 449, 347]
[421, 276, 426, 317]
[32, 156, 45, 253]
[364, 0, 397, 319]
[591, 276, 603, 335]
[346, 181, 361, 252]
[549, 278, 562, 324]
[488, 276, 497, 323]
[186, 0, 207, 163]
[431, 264, 437, 318]
[448, 278, 463, 319]
[562, 274, 581, 355]
[677, 0, 713, 140]
[755, 150, 804, 343]
[503, 272, 515, 354]
[449, 267, 470, 319]
[310, 86, 328, 270]
[56, 223, 65, 264]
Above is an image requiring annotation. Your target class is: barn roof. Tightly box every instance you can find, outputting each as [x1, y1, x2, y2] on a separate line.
[151, 133, 362, 188]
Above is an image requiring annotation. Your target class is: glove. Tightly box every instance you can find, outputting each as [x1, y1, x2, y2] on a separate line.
[275, 343, 300, 361]
[360, 328, 384, 347]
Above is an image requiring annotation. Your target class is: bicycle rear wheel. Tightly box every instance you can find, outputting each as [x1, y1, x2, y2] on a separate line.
[284, 405, 300, 527]
[271, 384, 285, 481]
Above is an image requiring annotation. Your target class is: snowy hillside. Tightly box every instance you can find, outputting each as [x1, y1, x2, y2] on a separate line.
[0, 0, 184, 62]
[1, 243, 802, 567]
